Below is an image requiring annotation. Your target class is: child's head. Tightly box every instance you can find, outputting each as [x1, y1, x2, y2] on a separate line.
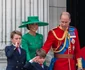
[35, 49, 46, 64]
[10, 30, 22, 45]
[36, 49, 46, 58]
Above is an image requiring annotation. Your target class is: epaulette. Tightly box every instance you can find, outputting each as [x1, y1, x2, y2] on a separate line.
[69, 26, 75, 32]
[51, 26, 58, 31]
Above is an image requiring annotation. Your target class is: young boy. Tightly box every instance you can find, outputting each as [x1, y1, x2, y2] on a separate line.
[24, 49, 48, 70]
[5, 30, 26, 70]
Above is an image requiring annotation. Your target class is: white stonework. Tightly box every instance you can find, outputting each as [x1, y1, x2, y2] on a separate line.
[0, 49, 7, 70]
[0, 0, 66, 69]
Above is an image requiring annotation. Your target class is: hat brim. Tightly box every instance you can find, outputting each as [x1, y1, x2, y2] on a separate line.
[19, 21, 48, 28]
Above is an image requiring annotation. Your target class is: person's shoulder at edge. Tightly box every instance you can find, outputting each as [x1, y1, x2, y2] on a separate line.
[69, 26, 76, 29]
[5, 45, 13, 48]
[5, 45, 9, 49]
[21, 33, 30, 40]
[69, 26, 77, 31]
[36, 33, 42, 35]
[22, 32, 29, 37]
[5, 45, 16, 52]
[36, 33, 43, 38]
[48, 26, 59, 32]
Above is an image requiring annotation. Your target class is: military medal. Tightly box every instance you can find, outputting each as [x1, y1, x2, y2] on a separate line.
[70, 32, 76, 38]
[71, 38, 75, 44]
[72, 45, 75, 51]
[71, 39, 75, 50]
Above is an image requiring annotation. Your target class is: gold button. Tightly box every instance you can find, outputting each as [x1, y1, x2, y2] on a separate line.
[16, 66, 18, 68]
[17, 61, 19, 62]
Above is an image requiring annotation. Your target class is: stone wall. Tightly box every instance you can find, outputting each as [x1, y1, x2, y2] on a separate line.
[0, 49, 7, 70]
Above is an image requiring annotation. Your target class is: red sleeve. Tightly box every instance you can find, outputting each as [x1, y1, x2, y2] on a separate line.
[80, 47, 85, 60]
[42, 30, 55, 53]
[75, 28, 81, 60]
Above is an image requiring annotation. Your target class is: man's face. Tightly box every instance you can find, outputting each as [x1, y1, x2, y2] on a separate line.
[60, 15, 70, 30]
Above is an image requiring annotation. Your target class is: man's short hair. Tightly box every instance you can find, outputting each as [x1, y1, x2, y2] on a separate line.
[60, 11, 71, 19]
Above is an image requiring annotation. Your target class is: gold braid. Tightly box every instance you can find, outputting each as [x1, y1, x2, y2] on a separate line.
[77, 58, 83, 69]
[51, 30, 70, 53]
[51, 30, 67, 41]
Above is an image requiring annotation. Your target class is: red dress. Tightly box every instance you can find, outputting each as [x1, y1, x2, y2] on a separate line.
[42, 26, 80, 70]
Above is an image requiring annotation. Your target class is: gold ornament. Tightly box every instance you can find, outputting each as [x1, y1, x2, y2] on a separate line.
[51, 29, 70, 53]
[77, 58, 82, 69]
[71, 39, 75, 44]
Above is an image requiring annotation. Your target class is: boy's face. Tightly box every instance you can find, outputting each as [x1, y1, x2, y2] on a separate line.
[11, 34, 21, 46]
[36, 56, 45, 64]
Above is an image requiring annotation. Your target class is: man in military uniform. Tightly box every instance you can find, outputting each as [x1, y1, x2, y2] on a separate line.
[42, 12, 81, 70]
[5, 30, 26, 70]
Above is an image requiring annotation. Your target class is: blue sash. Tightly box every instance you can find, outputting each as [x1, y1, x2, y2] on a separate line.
[49, 27, 75, 70]
[82, 58, 85, 68]
[49, 38, 70, 70]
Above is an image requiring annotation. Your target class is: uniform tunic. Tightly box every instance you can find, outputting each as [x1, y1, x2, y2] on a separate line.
[42, 26, 80, 70]
[21, 33, 43, 61]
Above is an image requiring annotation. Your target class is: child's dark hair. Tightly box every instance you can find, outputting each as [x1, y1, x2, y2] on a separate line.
[36, 49, 46, 58]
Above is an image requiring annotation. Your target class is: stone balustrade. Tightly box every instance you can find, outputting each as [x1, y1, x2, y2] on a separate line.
[0, 49, 7, 70]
